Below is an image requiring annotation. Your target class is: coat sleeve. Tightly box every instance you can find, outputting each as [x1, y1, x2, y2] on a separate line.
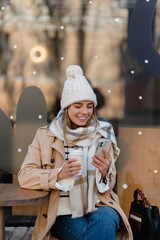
[18, 129, 59, 191]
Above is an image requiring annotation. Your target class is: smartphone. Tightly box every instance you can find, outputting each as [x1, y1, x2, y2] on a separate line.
[96, 139, 112, 156]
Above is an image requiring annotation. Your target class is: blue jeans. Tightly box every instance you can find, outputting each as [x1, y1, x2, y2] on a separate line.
[50, 206, 120, 240]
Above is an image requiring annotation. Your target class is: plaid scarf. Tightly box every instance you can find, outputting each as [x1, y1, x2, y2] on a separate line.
[49, 110, 120, 218]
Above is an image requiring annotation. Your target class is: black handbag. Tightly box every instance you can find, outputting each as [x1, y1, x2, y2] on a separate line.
[129, 188, 160, 240]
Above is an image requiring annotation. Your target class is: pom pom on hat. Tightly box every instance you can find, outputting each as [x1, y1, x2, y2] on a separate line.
[66, 65, 83, 79]
[60, 65, 97, 109]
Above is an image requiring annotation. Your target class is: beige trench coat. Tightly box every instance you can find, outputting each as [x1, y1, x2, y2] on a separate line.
[18, 126, 133, 240]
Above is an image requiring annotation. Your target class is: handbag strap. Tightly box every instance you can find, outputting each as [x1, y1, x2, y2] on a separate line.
[134, 188, 151, 208]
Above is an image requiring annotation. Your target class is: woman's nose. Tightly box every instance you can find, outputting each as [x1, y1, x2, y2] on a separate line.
[81, 107, 88, 114]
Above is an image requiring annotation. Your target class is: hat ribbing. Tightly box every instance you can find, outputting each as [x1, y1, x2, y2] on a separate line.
[60, 65, 97, 109]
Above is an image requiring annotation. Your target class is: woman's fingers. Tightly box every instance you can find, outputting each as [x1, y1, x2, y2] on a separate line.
[67, 164, 81, 173]
[67, 158, 81, 169]
[94, 148, 111, 163]
[62, 158, 81, 176]
[91, 157, 107, 172]
[91, 148, 112, 177]
[57, 160, 81, 180]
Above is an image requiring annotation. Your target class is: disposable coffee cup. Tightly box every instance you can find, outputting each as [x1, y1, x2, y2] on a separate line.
[69, 149, 84, 175]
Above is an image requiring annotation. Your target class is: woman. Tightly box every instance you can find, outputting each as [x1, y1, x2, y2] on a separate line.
[18, 65, 133, 240]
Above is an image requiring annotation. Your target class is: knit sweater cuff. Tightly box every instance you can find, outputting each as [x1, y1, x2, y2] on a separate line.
[96, 164, 112, 193]
[55, 168, 75, 192]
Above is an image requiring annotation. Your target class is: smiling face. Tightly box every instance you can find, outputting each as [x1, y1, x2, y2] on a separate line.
[67, 101, 94, 129]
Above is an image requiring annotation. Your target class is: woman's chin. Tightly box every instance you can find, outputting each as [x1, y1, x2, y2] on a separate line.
[77, 121, 88, 126]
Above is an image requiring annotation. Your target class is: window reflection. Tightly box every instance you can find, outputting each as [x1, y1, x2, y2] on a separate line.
[0, 0, 129, 123]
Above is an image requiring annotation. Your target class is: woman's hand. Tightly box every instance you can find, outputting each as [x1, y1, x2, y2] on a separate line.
[91, 148, 111, 180]
[57, 158, 81, 180]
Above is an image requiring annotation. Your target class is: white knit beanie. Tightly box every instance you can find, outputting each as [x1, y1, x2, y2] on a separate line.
[60, 65, 97, 109]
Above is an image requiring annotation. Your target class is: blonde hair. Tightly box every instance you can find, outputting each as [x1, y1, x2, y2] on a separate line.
[62, 108, 98, 145]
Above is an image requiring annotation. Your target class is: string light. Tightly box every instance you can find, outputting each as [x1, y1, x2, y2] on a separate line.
[60, 26, 64, 30]
[154, 169, 158, 174]
[88, 1, 92, 4]
[144, 59, 149, 64]
[30, 46, 47, 63]
[139, 96, 143, 100]
[138, 131, 142, 135]
[10, 115, 14, 120]
[38, 114, 42, 119]
[18, 148, 22, 153]
[33, 71, 37, 75]
[108, 90, 111, 94]
[122, 184, 128, 189]
[61, 57, 64, 61]
[1, 6, 5, 11]
[114, 18, 119, 23]
[13, 45, 17, 49]
[94, 55, 98, 59]
[131, 70, 134, 74]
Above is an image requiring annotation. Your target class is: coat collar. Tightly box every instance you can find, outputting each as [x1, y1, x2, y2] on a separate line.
[44, 126, 65, 159]
[39, 126, 65, 163]
[51, 138, 65, 160]
[41, 126, 55, 137]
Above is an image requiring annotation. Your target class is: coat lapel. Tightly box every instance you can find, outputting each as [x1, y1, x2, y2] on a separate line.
[40, 127, 65, 167]
[51, 139, 65, 160]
